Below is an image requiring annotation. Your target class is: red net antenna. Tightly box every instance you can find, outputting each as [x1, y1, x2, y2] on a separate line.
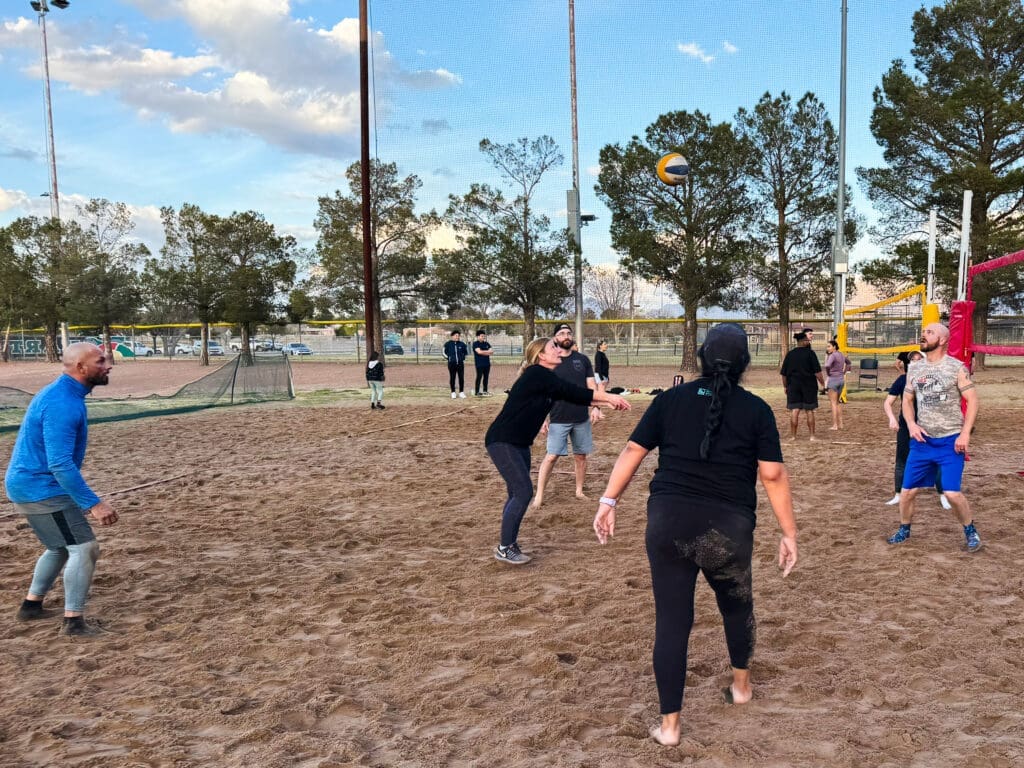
[961, 249, 1024, 359]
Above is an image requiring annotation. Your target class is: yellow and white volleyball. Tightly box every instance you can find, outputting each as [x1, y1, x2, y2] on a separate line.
[656, 153, 690, 186]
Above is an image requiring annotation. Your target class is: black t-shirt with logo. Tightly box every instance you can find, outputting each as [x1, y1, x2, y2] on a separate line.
[548, 351, 594, 424]
[628, 379, 783, 517]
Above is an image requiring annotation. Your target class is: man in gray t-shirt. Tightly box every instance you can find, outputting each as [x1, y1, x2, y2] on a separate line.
[888, 323, 982, 552]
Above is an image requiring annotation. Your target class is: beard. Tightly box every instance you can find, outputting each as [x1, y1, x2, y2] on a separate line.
[87, 371, 109, 387]
[919, 339, 940, 353]
[556, 337, 574, 351]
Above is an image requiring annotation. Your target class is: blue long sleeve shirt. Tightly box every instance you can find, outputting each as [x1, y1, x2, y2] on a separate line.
[4, 374, 101, 510]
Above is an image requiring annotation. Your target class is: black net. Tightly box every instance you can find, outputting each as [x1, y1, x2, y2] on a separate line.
[0, 353, 293, 433]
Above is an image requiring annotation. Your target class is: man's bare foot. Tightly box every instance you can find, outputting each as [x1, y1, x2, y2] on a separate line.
[829, 425, 840, 431]
[787, 436, 797, 442]
[530, 498, 543, 510]
[649, 723, 681, 746]
[575, 491, 589, 500]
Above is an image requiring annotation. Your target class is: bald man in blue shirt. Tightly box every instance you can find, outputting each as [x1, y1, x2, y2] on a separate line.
[6, 342, 119, 637]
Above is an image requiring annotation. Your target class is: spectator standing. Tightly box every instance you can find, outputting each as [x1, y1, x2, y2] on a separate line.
[823, 339, 849, 430]
[780, 332, 825, 441]
[594, 340, 610, 393]
[443, 329, 468, 399]
[472, 329, 493, 396]
[366, 351, 385, 410]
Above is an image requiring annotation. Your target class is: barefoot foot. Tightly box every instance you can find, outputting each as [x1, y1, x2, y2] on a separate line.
[575, 491, 589, 500]
[649, 723, 681, 746]
[722, 684, 753, 705]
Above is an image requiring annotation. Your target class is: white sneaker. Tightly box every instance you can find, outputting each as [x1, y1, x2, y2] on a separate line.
[885, 494, 901, 506]
[451, 392, 457, 399]
[940, 494, 952, 510]
[458, 392, 466, 399]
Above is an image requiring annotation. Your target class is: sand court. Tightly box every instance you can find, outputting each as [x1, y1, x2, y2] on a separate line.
[1, 363, 1022, 766]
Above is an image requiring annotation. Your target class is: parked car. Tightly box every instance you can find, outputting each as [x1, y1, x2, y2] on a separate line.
[192, 340, 225, 356]
[131, 343, 155, 357]
[174, 341, 193, 355]
[383, 339, 404, 355]
[282, 342, 313, 356]
[256, 339, 282, 351]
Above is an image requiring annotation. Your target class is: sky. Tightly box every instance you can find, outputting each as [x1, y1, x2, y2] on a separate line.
[0, 0, 934, 310]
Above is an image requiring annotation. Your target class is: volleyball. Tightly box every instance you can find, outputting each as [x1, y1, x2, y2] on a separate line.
[656, 153, 689, 186]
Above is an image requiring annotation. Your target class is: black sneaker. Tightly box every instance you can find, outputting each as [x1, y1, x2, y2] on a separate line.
[16, 603, 59, 622]
[58, 616, 113, 637]
[371, 403, 378, 410]
[494, 542, 532, 565]
[376, 403, 385, 410]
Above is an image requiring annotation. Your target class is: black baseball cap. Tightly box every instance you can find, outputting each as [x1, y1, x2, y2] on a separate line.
[700, 323, 750, 372]
[553, 323, 573, 334]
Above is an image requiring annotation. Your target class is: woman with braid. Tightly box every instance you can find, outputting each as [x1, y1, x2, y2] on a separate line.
[592, 323, 798, 746]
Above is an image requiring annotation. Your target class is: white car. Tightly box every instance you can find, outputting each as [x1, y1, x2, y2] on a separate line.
[174, 341, 193, 355]
[132, 343, 155, 357]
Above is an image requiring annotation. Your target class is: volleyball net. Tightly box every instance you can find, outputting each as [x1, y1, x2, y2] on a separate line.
[837, 284, 940, 356]
[949, 249, 1024, 367]
[0, 353, 294, 433]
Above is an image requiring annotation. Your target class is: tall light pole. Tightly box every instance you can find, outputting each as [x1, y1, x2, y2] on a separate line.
[568, 0, 583, 343]
[832, 0, 849, 333]
[31, 0, 71, 356]
[31, 0, 69, 221]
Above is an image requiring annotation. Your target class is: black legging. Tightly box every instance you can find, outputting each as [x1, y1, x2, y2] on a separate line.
[475, 366, 490, 394]
[448, 362, 465, 393]
[895, 422, 943, 494]
[645, 496, 756, 715]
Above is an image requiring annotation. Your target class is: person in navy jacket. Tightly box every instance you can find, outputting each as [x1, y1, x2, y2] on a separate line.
[443, 329, 469, 399]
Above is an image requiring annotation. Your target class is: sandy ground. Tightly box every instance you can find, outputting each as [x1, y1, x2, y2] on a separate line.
[0, 360, 1022, 767]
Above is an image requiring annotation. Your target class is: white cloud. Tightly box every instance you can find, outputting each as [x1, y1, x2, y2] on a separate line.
[6, 2, 461, 157]
[723, 41, 739, 54]
[0, 187, 31, 213]
[677, 42, 714, 65]
[585, 165, 600, 177]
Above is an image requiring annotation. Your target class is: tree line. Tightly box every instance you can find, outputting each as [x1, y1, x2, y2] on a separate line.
[1, 0, 1020, 369]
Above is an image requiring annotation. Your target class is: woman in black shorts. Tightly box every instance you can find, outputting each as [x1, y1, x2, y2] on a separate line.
[593, 323, 798, 746]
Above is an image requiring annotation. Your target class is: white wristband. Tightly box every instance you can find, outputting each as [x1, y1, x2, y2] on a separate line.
[599, 496, 617, 507]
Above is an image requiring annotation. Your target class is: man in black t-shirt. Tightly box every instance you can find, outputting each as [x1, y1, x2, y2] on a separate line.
[533, 323, 597, 508]
[780, 332, 825, 441]
[472, 329, 493, 396]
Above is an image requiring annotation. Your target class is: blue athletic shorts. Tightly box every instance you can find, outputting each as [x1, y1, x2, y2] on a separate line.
[902, 434, 964, 492]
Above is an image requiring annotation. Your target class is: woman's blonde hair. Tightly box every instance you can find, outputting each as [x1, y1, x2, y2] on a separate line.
[518, 337, 551, 378]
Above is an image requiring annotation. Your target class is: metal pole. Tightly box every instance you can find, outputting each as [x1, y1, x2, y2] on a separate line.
[832, 0, 849, 332]
[359, 0, 375, 359]
[926, 208, 937, 303]
[568, 0, 583, 343]
[38, 5, 60, 221]
[957, 190, 973, 301]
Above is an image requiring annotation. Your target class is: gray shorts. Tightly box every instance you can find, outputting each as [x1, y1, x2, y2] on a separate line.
[15, 495, 96, 548]
[546, 420, 594, 456]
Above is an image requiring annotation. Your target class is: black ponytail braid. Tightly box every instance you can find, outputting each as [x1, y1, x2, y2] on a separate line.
[699, 359, 734, 461]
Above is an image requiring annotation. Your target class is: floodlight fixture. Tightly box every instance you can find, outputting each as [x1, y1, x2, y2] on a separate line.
[52, 0, 71, 8]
